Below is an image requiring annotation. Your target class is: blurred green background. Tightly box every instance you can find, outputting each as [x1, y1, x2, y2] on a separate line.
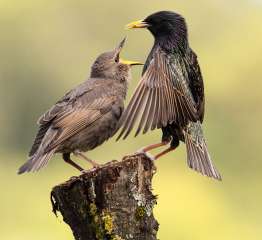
[1, 0, 262, 239]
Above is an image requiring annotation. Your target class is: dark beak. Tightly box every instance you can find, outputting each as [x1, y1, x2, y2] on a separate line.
[115, 37, 126, 53]
[115, 38, 143, 66]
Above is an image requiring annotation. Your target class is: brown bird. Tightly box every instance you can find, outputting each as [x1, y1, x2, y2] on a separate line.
[117, 11, 221, 180]
[18, 38, 142, 174]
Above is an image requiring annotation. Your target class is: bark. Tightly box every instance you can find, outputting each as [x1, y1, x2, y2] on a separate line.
[51, 153, 158, 240]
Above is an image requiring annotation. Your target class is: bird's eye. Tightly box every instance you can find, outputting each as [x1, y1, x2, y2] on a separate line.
[115, 54, 119, 63]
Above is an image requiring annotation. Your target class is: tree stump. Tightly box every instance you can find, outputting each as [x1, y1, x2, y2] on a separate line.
[51, 153, 159, 240]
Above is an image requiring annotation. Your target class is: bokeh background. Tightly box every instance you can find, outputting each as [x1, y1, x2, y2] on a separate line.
[1, 0, 262, 239]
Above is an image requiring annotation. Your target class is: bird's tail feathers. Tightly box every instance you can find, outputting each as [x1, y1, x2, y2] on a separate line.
[184, 121, 221, 181]
[18, 149, 56, 174]
[18, 128, 58, 174]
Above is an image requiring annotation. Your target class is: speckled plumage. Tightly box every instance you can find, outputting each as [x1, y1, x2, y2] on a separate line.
[118, 11, 221, 180]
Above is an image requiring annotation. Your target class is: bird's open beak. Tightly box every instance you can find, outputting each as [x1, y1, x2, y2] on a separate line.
[120, 59, 143, 66]
[126, 20, 149, 29]
[115, 38, 143, 66]
[115, 37, 126, 53]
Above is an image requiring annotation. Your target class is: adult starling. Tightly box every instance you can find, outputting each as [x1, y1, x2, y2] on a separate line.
[18, 38, 142, 174]
[117, 11, 221, 180]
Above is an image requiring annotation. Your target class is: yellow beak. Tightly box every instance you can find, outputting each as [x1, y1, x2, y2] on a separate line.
[125, 20, 149, 29]
[120, 59, 143, 66]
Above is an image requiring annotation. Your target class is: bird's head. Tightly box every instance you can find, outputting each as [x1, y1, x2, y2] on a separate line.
[126, 11, 188, 43]
[91, 38, 143, 80]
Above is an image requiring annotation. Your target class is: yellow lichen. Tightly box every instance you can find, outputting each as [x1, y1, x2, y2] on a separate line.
[102, 212, 113, 234]
[135, 206, 146, 220]
[88, 203, 120, 240]
[111, 235, 123, 240]
[89, 203, 97, 216]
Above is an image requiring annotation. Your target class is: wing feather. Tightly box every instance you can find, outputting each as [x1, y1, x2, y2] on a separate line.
[143, 88, 156, 134]
[45, 97, 116, 151]
[117, 47, 198, 139]
[135, 89, 153, 136]
[117, 84, 145, 138]
[46, 109, 102, 151]
[122, 85, 148, 139]
[151, 87, 160, 131]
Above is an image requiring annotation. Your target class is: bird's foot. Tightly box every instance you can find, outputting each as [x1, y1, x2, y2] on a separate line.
[134, 149, 156, 161]
[73, 151, 100, 168]
[81, 167, 98, 174]
[90, 161, 100, 168]
[135, 148, 145, 155]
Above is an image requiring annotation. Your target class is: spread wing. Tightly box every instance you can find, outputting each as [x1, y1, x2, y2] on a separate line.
[117, 47, 198, 140]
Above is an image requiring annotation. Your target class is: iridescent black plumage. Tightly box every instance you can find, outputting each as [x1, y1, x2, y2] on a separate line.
[118, 11, 221, 180]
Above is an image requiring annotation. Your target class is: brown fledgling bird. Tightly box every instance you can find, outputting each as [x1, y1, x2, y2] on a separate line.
[117, 11, 221, 180]
[18, 38, 142, 174]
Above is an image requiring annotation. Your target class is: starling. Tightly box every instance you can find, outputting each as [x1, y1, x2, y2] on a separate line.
[18, 38, 142, 174]
[117, 11, 221, 180]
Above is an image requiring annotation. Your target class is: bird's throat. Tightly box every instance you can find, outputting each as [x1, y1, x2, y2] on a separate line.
[156, 32, 189, 53]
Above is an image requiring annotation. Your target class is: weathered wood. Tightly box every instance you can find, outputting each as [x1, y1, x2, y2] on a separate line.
[51, 154, 158, 240]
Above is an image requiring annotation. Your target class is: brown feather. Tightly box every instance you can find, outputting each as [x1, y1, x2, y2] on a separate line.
[117, 47, 198, 139]
[184, 121, 221, 180]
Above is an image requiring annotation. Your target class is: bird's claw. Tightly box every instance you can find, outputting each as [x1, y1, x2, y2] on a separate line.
[90, 161, 100, 168]
[135, 148, 145, 154]
[143, 152, 156, 161]
[134, 149, 156, 161]
[80, 164, 99, 174]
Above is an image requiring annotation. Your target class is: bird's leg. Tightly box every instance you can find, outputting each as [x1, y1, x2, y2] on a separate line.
[73, 151, 99, 168]
[63, 153, 83, 171]
[154, 146, 176, 160]
[136, 141, 170, 153]
[135, 141, 170, 160]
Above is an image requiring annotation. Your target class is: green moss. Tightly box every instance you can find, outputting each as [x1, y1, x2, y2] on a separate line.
[135, 206, 146, 220]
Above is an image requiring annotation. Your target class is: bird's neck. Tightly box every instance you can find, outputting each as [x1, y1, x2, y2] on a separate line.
[116, 76, 129, 99]
[155, 32, 189, 53]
